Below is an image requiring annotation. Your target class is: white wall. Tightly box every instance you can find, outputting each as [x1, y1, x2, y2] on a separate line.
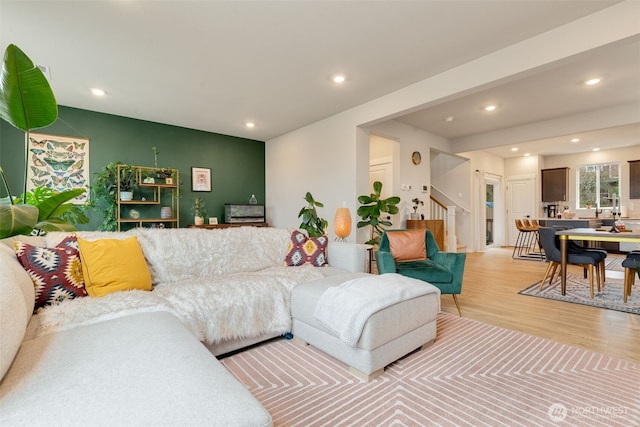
[265, 3, 639, 243]
[369, 120, 450, 226]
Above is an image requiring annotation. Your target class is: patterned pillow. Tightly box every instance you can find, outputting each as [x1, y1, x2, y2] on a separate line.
[284, 230, 329, 267]
[14, 235, 87, 313]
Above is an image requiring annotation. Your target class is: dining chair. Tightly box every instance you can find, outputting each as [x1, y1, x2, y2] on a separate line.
[622, 252, 640, 303]
[537, 227, 605, 298]
[552, 225, 608, 290]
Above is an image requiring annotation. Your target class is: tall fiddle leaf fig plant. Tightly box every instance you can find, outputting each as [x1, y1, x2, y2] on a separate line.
[0, 44, 60, 237]
[357, 181, 400, 245]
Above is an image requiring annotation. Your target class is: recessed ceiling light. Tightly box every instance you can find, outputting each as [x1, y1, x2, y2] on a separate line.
[245, 122, 255, 128]
[571, 138, 580, 143]
[585, 78, 601, 86]
[592, 147, 600, 152]
[90, 88, 105, 96]
[511, 147, 519, 152]
[445, 116, 454, 122]
[524, 153, 531, 157]
[484, 105, 496, 112]
[332, 74, 346, 84]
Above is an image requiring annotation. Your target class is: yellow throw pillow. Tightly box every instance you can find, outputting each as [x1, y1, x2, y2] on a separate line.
[387, 229, 427, 262]
[77, 236, 152, 297]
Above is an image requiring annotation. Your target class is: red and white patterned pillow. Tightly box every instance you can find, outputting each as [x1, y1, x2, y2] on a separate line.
[284, 230, 329, 267]
[14, 235, 87, 313]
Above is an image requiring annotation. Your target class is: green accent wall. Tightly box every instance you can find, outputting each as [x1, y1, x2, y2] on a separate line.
[0, 106, 265, 230]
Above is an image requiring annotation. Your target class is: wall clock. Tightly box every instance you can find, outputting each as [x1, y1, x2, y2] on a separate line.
[411, 151, 422, 165]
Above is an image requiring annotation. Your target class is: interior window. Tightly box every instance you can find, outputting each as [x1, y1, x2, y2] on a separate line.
[577, 162, 620, 208]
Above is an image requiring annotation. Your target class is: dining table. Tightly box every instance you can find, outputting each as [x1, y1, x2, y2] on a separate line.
[556, 227, 640, 295]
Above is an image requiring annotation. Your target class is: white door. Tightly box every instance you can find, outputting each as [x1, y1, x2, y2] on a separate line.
[506, 175, 536, 246]
[369, 157, 398, 230]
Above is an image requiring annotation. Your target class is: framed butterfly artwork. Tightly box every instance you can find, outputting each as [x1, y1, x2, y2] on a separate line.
[27, 133, 90, 205]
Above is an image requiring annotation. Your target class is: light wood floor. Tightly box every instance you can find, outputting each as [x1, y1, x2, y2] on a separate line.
[439, 247, 640, 363]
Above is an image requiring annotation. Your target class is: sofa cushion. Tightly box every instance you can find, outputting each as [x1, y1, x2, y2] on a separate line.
[0, 312, 272, 426]
[386, 229, 427, 262]
[131, 227, 291, 283]
[0, 242, 36, 380]
[78, 236, 152, 297]
[396, 259, 453, 284]
[284, 230, 328, 267]
[14, 236, 87, 312]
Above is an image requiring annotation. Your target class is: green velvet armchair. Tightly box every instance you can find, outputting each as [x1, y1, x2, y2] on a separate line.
[376, 229, 466, 316]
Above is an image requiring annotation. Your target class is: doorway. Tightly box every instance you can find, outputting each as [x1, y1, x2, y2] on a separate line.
[486, 182, 494, 245]
[483, 174, 503, 249]
[369, 134, 400, 229]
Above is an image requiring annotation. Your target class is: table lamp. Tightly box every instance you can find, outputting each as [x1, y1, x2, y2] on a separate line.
[334, 206, 352, 241]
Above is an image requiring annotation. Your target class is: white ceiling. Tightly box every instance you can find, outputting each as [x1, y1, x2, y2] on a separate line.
[1, 1, 638, 158]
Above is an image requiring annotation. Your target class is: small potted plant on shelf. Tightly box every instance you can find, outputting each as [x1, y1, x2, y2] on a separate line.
[411, 197, 424, 220]
[119, 166, 137, 201]
[192, 197, 207, 225]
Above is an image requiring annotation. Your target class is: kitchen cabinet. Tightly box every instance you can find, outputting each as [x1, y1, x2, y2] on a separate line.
[630, 160, 640, 199]
[541, 167, 568, 202]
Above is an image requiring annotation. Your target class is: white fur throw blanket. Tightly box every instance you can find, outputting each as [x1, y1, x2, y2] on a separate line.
[314, 273, 438, 347]
[37, 227, 323, 344]
[34, 266, 323, 343]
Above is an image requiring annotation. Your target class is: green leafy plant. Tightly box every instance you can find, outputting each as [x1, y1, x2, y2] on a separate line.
[90, 161, 125, 231]
[118, 166, 138, 192]
[191, 197, 207, 219]
[0, 44, 58, 195]
[357, 181, 401, 245]
[15, 187, 88, 235]
[0, 167, 38, 238]
[298, 192, 328, 237]
[0, 44, 59, 237]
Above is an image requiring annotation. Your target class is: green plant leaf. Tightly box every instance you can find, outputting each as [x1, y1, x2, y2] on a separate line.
[373, 181, 382, 195]
[383, 196, 401, 205]
[0, 203, 39, 238]
[34, 217, 77, 232]
[0, 44, 58, 132]
[33, 188, 85, 221]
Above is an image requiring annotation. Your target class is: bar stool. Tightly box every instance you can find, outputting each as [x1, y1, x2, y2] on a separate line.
[622, 252, 640, 303]
[512, 219, 544, 260]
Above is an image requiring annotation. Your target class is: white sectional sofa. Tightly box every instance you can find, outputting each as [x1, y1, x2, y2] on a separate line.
[0, 227, 368, 426]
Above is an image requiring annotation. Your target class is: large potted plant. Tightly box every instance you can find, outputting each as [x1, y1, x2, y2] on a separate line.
[297, 192, 328, 237]
[0, 44, 73, 237]
[357, 181, 400, 245]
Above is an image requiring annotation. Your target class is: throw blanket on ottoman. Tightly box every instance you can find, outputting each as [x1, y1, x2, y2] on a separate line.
[314, 273, 437, 346]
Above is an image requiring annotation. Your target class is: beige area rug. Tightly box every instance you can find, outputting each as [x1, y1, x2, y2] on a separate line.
[519, 257, 639, 315]
[221, 313, 639, 426]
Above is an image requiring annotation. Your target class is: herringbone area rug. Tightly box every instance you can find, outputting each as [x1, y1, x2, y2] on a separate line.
[221, 313, 639, 426]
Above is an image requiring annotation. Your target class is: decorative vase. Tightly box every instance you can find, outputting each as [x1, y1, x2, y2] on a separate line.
[410, 212, 419, 220]
[194, 216, 204, 225]
[120, 191, 133, 201]
[160, 206, 172, 219]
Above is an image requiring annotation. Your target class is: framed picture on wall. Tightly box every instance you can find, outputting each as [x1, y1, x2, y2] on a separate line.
[192, 167, 211, 192]
[27, 133, 90, 205]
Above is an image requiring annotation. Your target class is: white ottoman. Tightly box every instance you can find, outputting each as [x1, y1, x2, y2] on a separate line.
[291, 273, 440, 381]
